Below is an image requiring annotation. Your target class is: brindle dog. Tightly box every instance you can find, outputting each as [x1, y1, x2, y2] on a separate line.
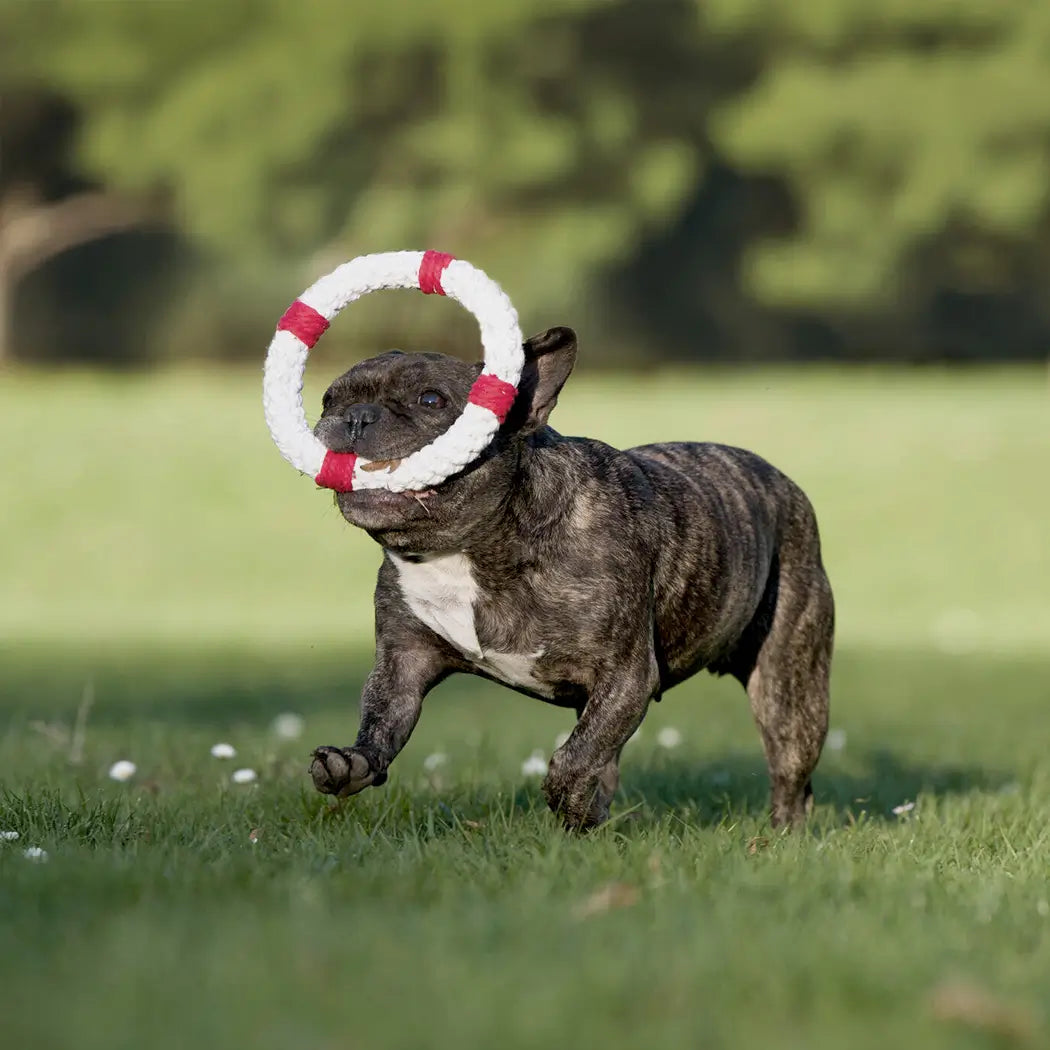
[309, 327, 834, 830]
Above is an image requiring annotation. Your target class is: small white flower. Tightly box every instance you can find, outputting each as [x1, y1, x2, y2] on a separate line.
[23, 847, 48, 862]
[231, 768, 258, 785]
[272, 713, 304, 740]
[656, 727, 682, 749]
[554, 731, 571, 749]
[826, 728, 847, 752]
[108, 760, 137, 782]
[423, 752, 447, 772]
[0, 831, 19, 842]
[521, 750, 548, 777]
[892, 801, 915, 816]
[210, 743, 236, 759]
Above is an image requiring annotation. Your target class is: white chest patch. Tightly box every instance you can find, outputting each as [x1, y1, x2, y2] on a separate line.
[391, 552, 482, 656]
[388, 552, 549, 695]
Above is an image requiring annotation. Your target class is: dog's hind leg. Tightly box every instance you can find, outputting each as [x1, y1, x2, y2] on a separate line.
[739, 500, 834, 828]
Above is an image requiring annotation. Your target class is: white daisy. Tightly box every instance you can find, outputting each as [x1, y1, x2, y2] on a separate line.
[521, 750, 548, 777]
[210, 743, 236, 759]
[108, 760, 137, 782]
[272, 713, 304, 740]
[231, 768, 258, 785]
[656, 727, 682, 749]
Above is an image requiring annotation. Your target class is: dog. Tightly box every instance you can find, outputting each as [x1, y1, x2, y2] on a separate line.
[309, 327, 834, 830]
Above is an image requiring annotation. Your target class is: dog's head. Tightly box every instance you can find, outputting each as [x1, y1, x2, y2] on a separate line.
[314, 326, 576, 551]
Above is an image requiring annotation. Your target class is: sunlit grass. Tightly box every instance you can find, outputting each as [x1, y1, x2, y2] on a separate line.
[1, 364, 1046, 651]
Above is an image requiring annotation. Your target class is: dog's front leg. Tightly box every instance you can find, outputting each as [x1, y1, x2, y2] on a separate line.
[310, 644, 447, 799]
[543, 644, 658, 831]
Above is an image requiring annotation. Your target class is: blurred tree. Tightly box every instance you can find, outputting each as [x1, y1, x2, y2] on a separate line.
[703, 0, 1050, 350]
[0, 0, 713, 354]
[0, 85, 187, 363]
[3, 0, 1049, 362]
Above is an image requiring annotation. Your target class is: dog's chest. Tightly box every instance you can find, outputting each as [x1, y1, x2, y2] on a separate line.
[389, 552, 549, 695]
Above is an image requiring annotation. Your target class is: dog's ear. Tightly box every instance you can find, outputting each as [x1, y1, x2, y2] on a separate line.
[504, 326, 577, 434]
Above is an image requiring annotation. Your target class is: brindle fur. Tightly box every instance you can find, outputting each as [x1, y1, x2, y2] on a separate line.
[309, 327, 834, 830]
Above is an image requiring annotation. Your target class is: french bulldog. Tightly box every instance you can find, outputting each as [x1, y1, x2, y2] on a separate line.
[309, 327, 834, 830]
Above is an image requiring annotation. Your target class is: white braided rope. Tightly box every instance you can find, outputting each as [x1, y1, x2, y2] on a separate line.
[262, 251, 523, 491]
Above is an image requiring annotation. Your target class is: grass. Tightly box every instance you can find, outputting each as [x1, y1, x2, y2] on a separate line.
[1, 362, 1048, 1049]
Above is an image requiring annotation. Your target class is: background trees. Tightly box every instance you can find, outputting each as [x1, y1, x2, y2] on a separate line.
[3, 0, 1048, 363]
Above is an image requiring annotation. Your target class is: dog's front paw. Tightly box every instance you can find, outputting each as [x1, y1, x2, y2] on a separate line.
[310, 746, 386, 798]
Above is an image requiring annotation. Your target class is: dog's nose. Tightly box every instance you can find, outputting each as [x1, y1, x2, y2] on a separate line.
[345, 402, 379, 443]
[340, 402, 381, 448]
[345, 403, 380, 431]
[314, 402, 382, 453]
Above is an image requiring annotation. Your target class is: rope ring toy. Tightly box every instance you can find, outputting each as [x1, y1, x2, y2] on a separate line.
[262, 250, 523, 492]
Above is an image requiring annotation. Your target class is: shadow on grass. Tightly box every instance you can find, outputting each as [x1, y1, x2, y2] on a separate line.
[0, 641, 377, 727]
[617, 748, 1011, 829]
[0, 640, 1042, 830]
[306, 739, 1012, 843]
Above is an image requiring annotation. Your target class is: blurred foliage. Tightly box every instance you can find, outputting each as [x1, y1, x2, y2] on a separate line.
[2, 0, 1050, 362]
[706, 0, 1050, 310]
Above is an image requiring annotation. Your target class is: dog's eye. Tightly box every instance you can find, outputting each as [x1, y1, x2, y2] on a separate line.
[321, 391, 334, 413]
[417, 390, 446, 409]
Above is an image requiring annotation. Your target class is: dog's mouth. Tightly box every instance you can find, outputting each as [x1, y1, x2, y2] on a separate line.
[352, 457, 437, 503]
[336, 475, 442, 528]
[345, 487, 437, 504]
[360, 456, 404, 475]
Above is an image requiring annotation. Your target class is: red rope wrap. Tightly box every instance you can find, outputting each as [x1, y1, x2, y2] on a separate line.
[418, 251, 455, 295]
[468, 374, 517, 424]
[315, 451, 357, 491]
[277, 300, 330, 349]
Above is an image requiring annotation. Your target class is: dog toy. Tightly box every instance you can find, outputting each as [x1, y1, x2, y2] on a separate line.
[263, 250, 523, 492]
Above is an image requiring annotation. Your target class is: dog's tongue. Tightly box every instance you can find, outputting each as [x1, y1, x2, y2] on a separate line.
[356, 457, 436, 498]
[361, 458, 403, 474]
[357, 457, 436, 498]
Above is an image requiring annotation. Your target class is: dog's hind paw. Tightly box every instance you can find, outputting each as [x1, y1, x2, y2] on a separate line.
[309, 746, 386, 797]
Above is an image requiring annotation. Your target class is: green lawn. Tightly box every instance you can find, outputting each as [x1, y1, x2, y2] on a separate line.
[1, 363, 1048, 1049]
